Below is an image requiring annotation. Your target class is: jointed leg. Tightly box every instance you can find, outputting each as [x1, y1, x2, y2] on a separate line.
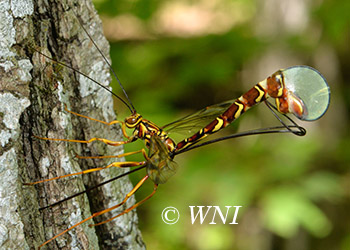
[64, 104, 130, 139]
[90, 183, 158, 227]
[75, 149, 145, 159]
[33, 134, 134, 147]
[24, 160, 145, 185]
[37, 175, 151, 250]
[35, 104, 131, 145]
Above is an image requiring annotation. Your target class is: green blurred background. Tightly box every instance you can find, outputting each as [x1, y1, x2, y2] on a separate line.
[92, 0, 349, 249]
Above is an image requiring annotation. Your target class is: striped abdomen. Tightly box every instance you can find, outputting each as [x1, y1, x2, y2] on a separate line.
[174, 70, 295, 152]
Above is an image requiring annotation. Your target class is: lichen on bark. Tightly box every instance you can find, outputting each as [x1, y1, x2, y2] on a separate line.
[0, 0, 145, 249]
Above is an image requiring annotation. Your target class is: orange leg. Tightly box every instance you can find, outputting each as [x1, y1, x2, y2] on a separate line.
[33, 134, 133, 147]
[33, 104, 133, 146]
[37, 175, 153, 250]
[64, 104, 130, 139]
[75, 149, 144, 159]
[24, 160, 145, 185]
[90, 183, 158, 227]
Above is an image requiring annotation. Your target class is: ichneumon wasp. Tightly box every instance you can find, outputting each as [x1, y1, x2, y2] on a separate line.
[25, 2, 330, 249]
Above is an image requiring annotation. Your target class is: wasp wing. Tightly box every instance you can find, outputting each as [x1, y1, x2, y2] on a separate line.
[162, 99, 234, 136]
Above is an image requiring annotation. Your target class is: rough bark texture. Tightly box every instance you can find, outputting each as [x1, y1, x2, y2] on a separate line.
[0, 0, 145, 249]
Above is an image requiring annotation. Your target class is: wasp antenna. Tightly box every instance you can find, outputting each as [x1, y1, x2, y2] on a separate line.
[71, 8, 136, 113]
[32, 47, 132, 112]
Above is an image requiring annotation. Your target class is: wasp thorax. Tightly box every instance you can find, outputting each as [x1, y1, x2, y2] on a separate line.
[125, 113, 142, 128]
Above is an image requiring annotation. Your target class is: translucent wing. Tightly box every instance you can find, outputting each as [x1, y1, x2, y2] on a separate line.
[147, 135, 178, 184]
[162, 100, 234, 135]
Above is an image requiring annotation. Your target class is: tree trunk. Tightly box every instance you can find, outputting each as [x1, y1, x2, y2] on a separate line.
[0, 0, 145, 249]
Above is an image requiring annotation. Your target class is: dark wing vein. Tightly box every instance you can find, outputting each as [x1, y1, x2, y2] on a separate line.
[161, 99, 234, 135]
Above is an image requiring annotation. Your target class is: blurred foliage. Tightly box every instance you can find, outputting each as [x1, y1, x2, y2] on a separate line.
[91, 0, 350, 249]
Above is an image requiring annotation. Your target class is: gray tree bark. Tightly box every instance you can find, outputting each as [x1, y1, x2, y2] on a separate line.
[0, 0, 144, 249]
